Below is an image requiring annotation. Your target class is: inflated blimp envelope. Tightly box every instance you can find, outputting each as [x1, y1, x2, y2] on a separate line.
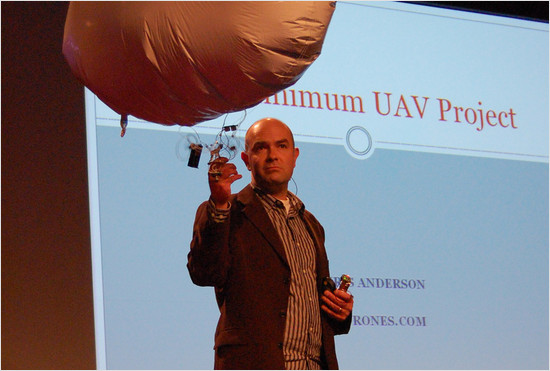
[63, 1, 336, 127]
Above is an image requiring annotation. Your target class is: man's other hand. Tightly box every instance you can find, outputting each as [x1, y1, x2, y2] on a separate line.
[321, 289, 354, 322]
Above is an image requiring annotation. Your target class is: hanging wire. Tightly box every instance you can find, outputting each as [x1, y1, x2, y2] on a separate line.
[212, 110, 247, 162]
[290, 176, 299, 196]
[175, 110, 248, 168]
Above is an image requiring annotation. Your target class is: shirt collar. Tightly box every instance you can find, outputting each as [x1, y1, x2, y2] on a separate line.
[251, 184, 305, 214]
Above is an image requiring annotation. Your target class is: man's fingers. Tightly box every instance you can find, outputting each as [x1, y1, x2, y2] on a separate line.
[332, 289, 354, 303]
[222, 163, 238, 176]
[210, 156, 229, 166]
[321, 292, 345, 311]
[228, 173, 243, 183]
[221, 164, 241, 182]
[209, 159, 241, 183]
[323, 290, 350, 306]
[321, 303, 348, 321]
[208, 157, 229, 173]
[321, 289, 353, 321]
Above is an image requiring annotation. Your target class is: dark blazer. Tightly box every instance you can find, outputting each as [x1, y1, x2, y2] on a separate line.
[188, 185, 350, 370]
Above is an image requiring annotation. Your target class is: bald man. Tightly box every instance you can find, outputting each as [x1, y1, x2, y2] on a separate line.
[188, 118, 353, 370]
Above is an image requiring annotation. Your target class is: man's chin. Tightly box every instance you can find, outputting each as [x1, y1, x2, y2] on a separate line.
[266, 177, 288, 187]
[256, 178, 288, 191]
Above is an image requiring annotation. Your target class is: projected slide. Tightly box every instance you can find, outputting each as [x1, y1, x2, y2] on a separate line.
[85, 2, 548, 369]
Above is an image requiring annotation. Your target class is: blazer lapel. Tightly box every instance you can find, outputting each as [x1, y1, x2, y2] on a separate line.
[236, 185, 289, 268]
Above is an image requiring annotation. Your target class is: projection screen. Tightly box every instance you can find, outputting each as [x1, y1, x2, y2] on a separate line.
[84, 2, 548, 369]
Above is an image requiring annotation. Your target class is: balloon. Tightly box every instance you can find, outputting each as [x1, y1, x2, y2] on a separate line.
[62, 1, 336, 127]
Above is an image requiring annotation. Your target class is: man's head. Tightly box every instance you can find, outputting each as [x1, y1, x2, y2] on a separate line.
[241, 117, 299, 199]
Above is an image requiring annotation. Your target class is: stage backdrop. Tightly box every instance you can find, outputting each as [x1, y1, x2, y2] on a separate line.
[84, 2, 548, 369]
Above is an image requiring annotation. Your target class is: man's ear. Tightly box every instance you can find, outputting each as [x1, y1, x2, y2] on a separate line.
[241, 151, 251, 170]
[292, 147, 300, 168]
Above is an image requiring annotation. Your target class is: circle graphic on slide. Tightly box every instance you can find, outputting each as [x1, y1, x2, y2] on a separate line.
[345, 126, 374, 159]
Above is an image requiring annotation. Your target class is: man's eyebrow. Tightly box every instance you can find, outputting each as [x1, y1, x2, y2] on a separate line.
[252, 140, 267, 147]
[252, 138, 289, 147]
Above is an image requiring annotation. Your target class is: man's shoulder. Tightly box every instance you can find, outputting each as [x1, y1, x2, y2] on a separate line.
[303, 208, 321, 225]
[233, 184, 256, 206]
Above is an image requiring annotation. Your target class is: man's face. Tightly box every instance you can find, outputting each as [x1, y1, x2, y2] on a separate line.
[241, 120, 299, 197]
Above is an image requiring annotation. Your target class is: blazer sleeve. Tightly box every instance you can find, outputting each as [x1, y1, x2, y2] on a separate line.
[187, 200, 231, 288]
[329, 310, 352, 335]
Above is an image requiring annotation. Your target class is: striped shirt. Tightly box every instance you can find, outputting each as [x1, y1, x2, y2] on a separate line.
[254, 187, 323, 370]
[207, 187, 323, 369]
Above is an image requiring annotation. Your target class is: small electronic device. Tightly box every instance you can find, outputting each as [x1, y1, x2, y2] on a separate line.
[322, 274, 351, 292]
[187, 143, 203, 168]
[338, 274, 351, 292]
[321, 276, 337, 292]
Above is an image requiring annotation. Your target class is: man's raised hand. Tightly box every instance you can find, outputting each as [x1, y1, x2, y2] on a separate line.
[208, 157, 242, 209]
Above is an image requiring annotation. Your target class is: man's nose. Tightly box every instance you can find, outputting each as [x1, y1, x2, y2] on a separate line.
[266, 146, 278, 161]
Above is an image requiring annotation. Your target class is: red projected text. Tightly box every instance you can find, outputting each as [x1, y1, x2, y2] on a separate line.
[263, 88, 519, 133]
[437, 98, 517, 132]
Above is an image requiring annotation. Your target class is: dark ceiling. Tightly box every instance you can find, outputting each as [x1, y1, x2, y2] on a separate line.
[409, 1, 549, 22]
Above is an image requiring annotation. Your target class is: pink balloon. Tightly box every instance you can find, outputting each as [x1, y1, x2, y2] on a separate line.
[63, 1, 335, 126]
